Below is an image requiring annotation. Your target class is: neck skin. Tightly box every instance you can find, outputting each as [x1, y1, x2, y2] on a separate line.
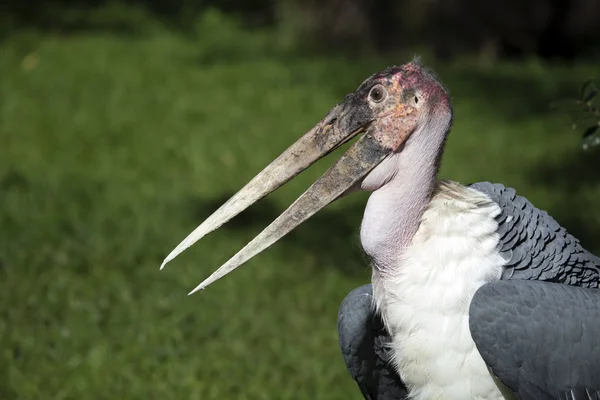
[359, 114, 450, 273]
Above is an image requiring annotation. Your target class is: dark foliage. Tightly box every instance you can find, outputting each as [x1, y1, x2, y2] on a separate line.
[2, 0, 600, 60]
[553, 80, 600, 150]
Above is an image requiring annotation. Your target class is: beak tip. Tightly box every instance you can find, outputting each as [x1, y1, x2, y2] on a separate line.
[160, 254, 174, 270]
[188, 284, 205, 296]
[161, 245, 184, 271]
[188, 268, 225, 295]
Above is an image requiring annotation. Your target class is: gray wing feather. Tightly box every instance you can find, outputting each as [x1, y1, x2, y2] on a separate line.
[469, 182, 600, 399]
[470, 280, 600, 400]
[470, 182, 600, 286]
[337, 284, 408, 400]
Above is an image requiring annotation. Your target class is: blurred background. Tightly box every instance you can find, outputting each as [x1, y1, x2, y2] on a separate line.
[1, 0, 599, 399]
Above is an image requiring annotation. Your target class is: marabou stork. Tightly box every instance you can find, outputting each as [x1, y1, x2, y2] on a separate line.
[162, 60, 600, 400]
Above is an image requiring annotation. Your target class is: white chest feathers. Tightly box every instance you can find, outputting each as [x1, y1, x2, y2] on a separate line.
[372, 181, 513, 400]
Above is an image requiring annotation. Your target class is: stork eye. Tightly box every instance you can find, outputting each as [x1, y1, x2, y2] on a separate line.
[369, 85, 386, 103]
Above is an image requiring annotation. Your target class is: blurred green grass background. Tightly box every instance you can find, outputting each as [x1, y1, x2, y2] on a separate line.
[1, 9, 599, 400]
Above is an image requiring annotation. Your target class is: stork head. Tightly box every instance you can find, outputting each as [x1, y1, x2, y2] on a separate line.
[161, 60, 452, 293]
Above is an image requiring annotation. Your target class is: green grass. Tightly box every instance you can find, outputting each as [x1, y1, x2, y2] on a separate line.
[1, 23, 599, 400]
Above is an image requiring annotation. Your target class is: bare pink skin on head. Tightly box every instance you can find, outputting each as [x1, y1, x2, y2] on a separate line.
[362, 61, 451, 153]
[359, 61, 453, 273]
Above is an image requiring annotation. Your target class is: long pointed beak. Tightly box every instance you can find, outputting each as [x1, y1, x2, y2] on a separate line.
[188, 133, 388, 294]
[160, 100, 392, 293]
[161, 103, 354, 270]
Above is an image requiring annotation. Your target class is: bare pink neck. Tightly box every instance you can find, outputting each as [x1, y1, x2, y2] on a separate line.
[359, 118, 449, 273]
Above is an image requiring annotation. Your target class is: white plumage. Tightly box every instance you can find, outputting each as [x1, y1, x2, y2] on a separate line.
[371, 181, 515, 400]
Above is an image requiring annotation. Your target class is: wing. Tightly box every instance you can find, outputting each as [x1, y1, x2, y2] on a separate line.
[469, 280, 600, 400]
[469, 183, 600, 398]
[337, 284, 408, 400]
[470, 182, 600, 287]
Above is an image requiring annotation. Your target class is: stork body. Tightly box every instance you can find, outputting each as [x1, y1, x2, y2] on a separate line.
[339, 180, 600, 399]
[162, 60, 600, 400]
[369, 182, 511, 399]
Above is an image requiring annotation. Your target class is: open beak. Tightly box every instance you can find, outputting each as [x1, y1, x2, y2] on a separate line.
[161, 98, 392, 294]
